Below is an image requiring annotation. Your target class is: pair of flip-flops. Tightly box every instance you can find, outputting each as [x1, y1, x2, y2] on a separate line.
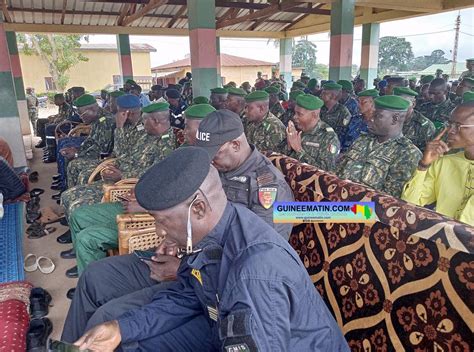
[24, 254, 55, 274]
[26, 221, 56, 239]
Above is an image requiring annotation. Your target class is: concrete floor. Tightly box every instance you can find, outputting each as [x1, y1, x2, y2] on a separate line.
[25, 114, 76, 340]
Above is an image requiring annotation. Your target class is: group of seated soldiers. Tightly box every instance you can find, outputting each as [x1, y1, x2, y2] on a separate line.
[29, 71, 473, 350]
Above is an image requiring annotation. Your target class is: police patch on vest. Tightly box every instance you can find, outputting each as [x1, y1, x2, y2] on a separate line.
[225, 344, 250, 352]
[191, 269, 202, 285]
[258, 187, 277, 209]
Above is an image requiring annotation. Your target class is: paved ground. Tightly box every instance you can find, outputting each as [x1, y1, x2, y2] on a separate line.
[25, 107, 76, 340]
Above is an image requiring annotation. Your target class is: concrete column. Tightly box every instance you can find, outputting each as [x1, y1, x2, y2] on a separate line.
[360, 23, 380, 86]
[6, 31, 31, 137]
[216, 37, 222, 86]
[117, 34, 133, 84]
[0, 18, 26, 166]
[329, 0, 355, 81]
[187, 0, 218, 97]
[279, 38, 292, 92]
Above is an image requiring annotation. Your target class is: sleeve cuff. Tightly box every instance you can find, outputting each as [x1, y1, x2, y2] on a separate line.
[117, 316, 136, 344]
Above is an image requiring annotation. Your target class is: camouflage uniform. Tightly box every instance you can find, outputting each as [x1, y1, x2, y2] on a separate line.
[459, 70, 474, 80]
[269, 102, 285, 120]
[61, 127, 176, 219]
[243, 112, 286, 153]
[421, 99, 456, 132]
[48, 102, 71, 124]
[320, 103, 352, 142]
[66, 113, 116, 187]
[26, 93, 38, 133]
[282, 120, 340, 172]
[279, 109, 295, 127]
[402, 110, 436, 152]
[336, 133, 422, 198]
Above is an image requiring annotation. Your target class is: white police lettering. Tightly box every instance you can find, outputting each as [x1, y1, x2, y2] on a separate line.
[197, 131, 210, 141]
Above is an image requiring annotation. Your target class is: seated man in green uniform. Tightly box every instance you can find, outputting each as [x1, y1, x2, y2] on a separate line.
[242, 91, 286, 153]
[280, 90, 304, 127]
[282, 94, 340, 172]
[424, 78, 456, 131]
[225, 87, 247, 116]
[209, 87, 228, 110]
[265, 85, 285, 120]
[61, 101, 181, 282]
[320, 82, 352, 142]
[62, 94, 115, 188]
[337, 95, 422, 198]
[394, 87, 435, 152]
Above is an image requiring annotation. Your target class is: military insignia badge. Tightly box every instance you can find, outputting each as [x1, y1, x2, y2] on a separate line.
[258, 187, 277, 209]
[191, 269, 203, 285]
[328, 144, 338, 154]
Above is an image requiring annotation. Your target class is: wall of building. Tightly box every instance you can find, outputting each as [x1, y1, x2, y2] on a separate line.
[19, 50, 152, 93]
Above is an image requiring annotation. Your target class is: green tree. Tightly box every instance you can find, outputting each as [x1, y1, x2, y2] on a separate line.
[410, 49, 450, 71]
[313, 64, 329, 80]
[378, 36, 414, 75]
[292, 39, 318, 77]
[17, 34, 89, 92]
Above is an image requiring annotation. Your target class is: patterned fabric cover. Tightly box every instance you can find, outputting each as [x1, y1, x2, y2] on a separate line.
[267, 152, 473, 352]
[0, 281, 32, 352]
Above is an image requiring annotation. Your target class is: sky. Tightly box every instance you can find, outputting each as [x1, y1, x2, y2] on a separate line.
[85, 8, 474, 68]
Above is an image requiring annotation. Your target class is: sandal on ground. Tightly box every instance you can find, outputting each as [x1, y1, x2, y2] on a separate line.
[24, 254, 38, 272]
[29, 171, 39, 183]
[29, 188, 45, 198]
[27, 225, 56, 239]
[37, 257, 55, 274]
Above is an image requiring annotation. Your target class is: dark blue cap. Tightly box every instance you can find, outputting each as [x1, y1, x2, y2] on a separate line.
[116, 94, 140, 109]
[135, 147, 211, 211]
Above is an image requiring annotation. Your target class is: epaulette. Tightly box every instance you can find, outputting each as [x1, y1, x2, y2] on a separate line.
[256, 165, 276, 187]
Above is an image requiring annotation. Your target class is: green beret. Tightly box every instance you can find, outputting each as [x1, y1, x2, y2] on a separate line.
[210, 87, 228, 94]
[462, 91, 474, 103]
[307, 78, 317, 89]
[408, 76, 417, 82]
[421, 75, 434, 84]
[393, 87, 418, 97]
[289, 90, 304, 101]
[193, 96, 209, 104]
[245, 91, 269, 103]
[374, 95, 410, 111]
[125, 79, 137, 85]
[264, 86, 279, 94]
[357, 89, 379, 98]
[142, 102, 170, 113]
[462, 77, 474, 86]
[227, 87, 247, 97]
[110, 90, 125, 98]
[296, 94, 323, 111]
[184, 104, 216, 120]
[337, 80, 353, 92]
[323, 82, 343, 91]
[292, 81, 306, 89]
[74, 94, 96, 107]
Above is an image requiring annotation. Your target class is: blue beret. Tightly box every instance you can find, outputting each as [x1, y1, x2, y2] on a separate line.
[116, 94, 140, 109]
[135, 147, 211, 211]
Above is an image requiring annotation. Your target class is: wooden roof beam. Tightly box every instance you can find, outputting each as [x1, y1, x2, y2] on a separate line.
[116, 3, 132, 26]
[166, 5, 186, 28]
[216, 3, 280, 29]
[121, 0, 168, 26]
[1, 0, 12, 23]
[60, 0, 67, 25]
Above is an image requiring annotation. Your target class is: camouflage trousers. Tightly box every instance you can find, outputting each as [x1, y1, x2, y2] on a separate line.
[29, 110, 38, 134]
[67, 158, 102, 188]
[60, 181, 104, 219]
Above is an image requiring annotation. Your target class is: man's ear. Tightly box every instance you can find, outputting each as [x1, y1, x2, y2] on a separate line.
[193, 199, 207, 219]
[230, 139, 241, 152]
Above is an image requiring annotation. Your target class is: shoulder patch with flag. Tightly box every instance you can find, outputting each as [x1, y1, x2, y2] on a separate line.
[258, 187, 277, 209]
[328, 144, 338, 154]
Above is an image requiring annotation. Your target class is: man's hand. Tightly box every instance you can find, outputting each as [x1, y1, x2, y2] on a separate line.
[75, 320, 121, 352]
[286, 121, 303, 153]
[60, 147, 78, 160]
[144, 239, 181, 282]
[116, 110, 130, 128]
[420, 128, 449, 168]
[101, 165, 122, 183]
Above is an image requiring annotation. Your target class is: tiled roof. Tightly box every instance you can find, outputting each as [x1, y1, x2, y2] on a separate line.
[152, 53, 275, 71]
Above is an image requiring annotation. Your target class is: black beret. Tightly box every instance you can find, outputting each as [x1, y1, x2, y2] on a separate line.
[135, 147, 211, 211]
[166, 89, 181, 99]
